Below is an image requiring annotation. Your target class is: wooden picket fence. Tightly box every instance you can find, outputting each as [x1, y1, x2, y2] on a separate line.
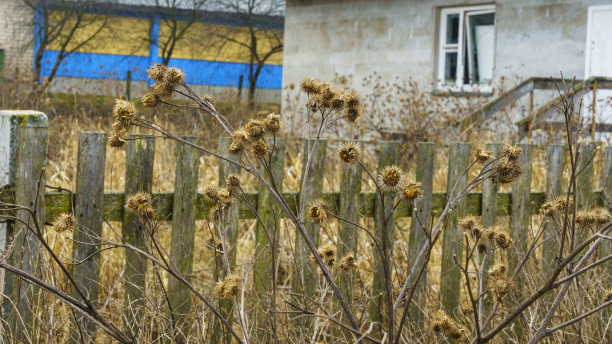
[2, 127, 612, 342]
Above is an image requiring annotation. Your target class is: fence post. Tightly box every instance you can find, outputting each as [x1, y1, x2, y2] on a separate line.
[253, 138, 286, 341]
[70, 132, 107, 343]
[480, 143, 501, 318]
[509, 143, 533, 341]
[440, 142, 470, 314]
[293, 139, 327, 300]
[601, 145, 611, 284]
[336, 141, 363, 336]
[167, 136, 200, 343]
[122, 134, 155, 336]
[541, 145, 565, 276]
[369, 141, 400, 334]
[1, 111, 48, 343]
[211, 137, 241, 344]
[407, 142, 435, 329]
[576, 144, 595, 211]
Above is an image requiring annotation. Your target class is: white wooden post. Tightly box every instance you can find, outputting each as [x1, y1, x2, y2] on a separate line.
[0, 110, 48, 296]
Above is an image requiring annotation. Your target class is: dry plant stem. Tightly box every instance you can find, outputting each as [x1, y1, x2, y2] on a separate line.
[472, 224, 612, 343]
[528, 231, 610, 343]
[0, 261, 130, 343]
[134, 112, 361, 332]
[394, 159, 495, 312]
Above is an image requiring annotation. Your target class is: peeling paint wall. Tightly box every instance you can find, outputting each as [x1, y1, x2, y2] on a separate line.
[283, 0, 612, 101]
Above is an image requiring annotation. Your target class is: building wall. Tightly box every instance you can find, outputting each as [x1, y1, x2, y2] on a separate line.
[0, 1, 282, 102]
[0, 0, 34, 78]
[283, 0, 612, 101]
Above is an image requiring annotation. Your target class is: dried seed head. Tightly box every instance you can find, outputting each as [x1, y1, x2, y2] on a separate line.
[430, 310, 454, 334]
[458, 216, 483, 239]
[592, 207, 611, 226]
[308, 199, 331, 224]
[400, 182, 423, 202]
[488, 262, 507, 278]
[109, 135, 126, 149]
[477, 240, 492, 255]
[216, 187, 234, 208]
[345, 104, 362, 124]
[316, 243, 337, 267]
[494, 231, 513, 250]
[300, 77, 322, 94]
[338, 142, 361, 164]
[489, 274, 513, 300]
[112, 121, 128, 137]
[605, 288, 612, 302]
[264, 113, 281, 133]
[214, 272, 241, 299]
[226, 174, 241, 188]
[343, 90, 360, 108]
[554, 195, 573, 211]
[228, 129, 248, 154]
[339, 254, 356, 271]
[153, 81, 174, 100]
[492, 159, 522, 185]
[244, 119, 266, 140]
[52, 213, 76, 233]
[378, 165, 403, 192]
[147, 63, 167, 82]
[474, 146, 494, 163]
[540, 201, 557, 216]
[576, 209, 596, 226]
[126, 192, 155, 220]
[165, 67, 185, 85]
[112, 99, 136, 126]
[502, 144, 523, 160]
[448, 327, 466, 340]
[141, 92, 159, 108]
[251, 139, 270, 157]
[209, 204, 223, 221]
[205, 185, 220, 202]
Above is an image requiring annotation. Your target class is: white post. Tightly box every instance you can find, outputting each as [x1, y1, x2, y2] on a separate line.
[0, 110, 48, 295]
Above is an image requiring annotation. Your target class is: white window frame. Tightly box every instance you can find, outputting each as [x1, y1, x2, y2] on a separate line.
[437, 4, 495, 93]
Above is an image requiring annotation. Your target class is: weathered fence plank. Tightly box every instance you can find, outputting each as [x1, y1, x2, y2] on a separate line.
[211, 137, 242, 344]
[253, 138, 286, 341]
[509, 143, 533, 339]
[576, 144, 595, 210]
[122, 134, 155, 336]
[407, 142, 435, 328]
[4, 124, 48, 342]
[601, 145, 612, 283]
[541, 144, 565, 275]
[293, 139, 327, 300]
[337, 142, 363, 307]
[70, 132, 107, 343]
[167, 136, 200, 343]
[440, 142, 470, 314]
[369, 141, 400, 332]
[481, 143, 501, 317]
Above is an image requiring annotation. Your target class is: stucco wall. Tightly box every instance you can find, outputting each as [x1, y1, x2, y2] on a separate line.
[0, 0, 34, 78]
[283, 0, 612, 100]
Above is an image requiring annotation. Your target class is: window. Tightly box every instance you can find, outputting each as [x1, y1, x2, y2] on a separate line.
[437, 5, 495, 92]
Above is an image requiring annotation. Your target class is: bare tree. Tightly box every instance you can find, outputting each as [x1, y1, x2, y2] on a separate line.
[25, 0, 112, 90]
[147, 0, 209, 65]
[215, 0, 283, 105]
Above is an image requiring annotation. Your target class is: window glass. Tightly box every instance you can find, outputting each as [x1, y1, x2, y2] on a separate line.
[444, 52, 457, 82]
[445, 14, 459, 44]
[467, 12, 495, 84]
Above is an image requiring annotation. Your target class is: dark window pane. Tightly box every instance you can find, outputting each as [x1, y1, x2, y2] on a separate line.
[446, 14, 459, 44]
[445, 52, 457, 83]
